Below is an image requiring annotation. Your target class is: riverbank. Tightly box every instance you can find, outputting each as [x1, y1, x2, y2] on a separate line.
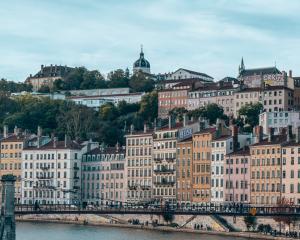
[16, 216, 288, 240]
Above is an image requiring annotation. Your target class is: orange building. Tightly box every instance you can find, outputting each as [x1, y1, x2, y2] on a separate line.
[177, 137, 193, 206]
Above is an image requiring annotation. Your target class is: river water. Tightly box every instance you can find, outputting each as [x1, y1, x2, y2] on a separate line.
[17, 222, 249, 240]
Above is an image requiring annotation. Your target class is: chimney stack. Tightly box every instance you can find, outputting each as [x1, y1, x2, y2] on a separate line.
[296, 126, 300, 143]
[289, 70, 293, 78]
[64, 134, 68, 148]
[254, 126, 263, 143]
[130, 124, 134, 134]
[287, 125, 292, 142]
[3, 125, 8, 138]
[144, 123, 147, 133]
[13, 126, 18, 135]
[168, 115, 172, 130]
[183, 114, 188, 127]
[37, 126, 42, 137]
[231, 125, 238, 152]
[154, 118, 157, 131]
[53, 137, 57, 148]
[268, 127, 274, 143]
[216, 118, 222, 137]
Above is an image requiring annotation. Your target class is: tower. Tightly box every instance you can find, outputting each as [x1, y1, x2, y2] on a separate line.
[133, 45, 151, 74]
[239, 57, 245, 75]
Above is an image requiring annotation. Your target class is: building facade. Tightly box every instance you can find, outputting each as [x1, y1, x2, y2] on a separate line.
[125, 127, 153, 204]
[82, 146, 125, 206]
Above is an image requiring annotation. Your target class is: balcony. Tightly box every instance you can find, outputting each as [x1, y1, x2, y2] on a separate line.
[166, 157, 176, 163]
[73, 186, 80, 190]
[73, 166, 80, 170]
[154, 167, 175, 174]
[154, 180, 175, 187]
[154, 158, 163, 163]
[73, 176, 80, 180]
[140, 185, 151, 190]
[36, 175, 53, 180]
[128, 185, 138, 190]
[40, 166, 50, 171]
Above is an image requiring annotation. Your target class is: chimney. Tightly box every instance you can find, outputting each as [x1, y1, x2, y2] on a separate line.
[254, 126, 263, 143]
[37, 126, 42, 137]
[216, 118, 222, 137]
[296, 127, 300, 143]
[289, 70, 293, 78]
[41, 65, 44, 74]
[13, 126, 18, 135]
[154, 118, 157, 131]
[130, 124, 134, 134]
[287, 125, 292, 142]
[168, 115, 172, 129]
[116, 142, 120, 152]
[268, 127, 274, 143]
[53, 137, 57, 148]
[3, 125, 8, 138]
[64, 134, 68, 148]
[183, 114, 187, 127]
[144, 123, 147, 133]
[231, 125, 238, 152]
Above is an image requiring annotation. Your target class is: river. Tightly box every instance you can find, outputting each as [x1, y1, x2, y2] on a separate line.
[17, 222, 250, 240]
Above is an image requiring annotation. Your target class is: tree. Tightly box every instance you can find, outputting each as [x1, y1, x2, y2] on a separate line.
[188, 103, 226, 124]
[129, 72, 154, 92]
[138, 91, 158, 122]
[99, 103, 119, 121]
[0, 78, 32, 93]
[107, 69, 129, 88]
[243, 215, 257, 231]
[238, 102, 263, 130]
[169, 107, 188, 122]
[38, 85, 50, 93]
[162, 210, 174, 224]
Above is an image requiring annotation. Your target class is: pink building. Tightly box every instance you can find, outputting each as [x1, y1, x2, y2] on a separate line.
[81, 145, 126, 206]
[224, 147, 250, 203]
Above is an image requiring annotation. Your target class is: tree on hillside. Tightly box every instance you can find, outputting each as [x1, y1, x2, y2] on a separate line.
[107, 69, 129, 88]
[238, 102, 263, 130]
[99, 103, 119, 121]
[169, 107, 188, 122]
[129, 72, 154, 92]
[38, 85, 50, 93]
[138, 91, 158, 122]
[0, 78, 32, 93]
[188, 103, 226, 124]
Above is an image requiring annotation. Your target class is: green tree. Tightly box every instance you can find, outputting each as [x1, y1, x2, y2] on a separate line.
[107, 69, 129, 88]
[38, 85, 50, 93]
[238, 102, 263, 130]
[169, 107, 188, 122]
[138, 91, 158, 122]
[188, 103, 226, 124]
[99, 103, 119, 121]
[243, 215, 257, 231]
[0, 78, 32, 93]
[162, 210, 175, 225]
[129, 72, 154, 92]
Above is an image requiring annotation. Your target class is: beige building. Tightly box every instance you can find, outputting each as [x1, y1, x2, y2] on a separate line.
[125, 126, 153, 204]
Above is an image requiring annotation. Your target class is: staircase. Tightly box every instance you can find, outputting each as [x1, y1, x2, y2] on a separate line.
[179, 215, 196, 229]
[211, 214, 237, 232]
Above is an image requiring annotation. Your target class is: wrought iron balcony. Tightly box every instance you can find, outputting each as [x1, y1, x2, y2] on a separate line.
[73, 166, 80, 170]
[154, 180, 175, 186]
[154, 168, 175, 174]
[40, 166, 50, 171]
[154, 157, 163, 163]
[37, 175, 53, 180]
[128, 185, 138, 190]
[140, 185, 151, 190]
[165, 157, 176, 163]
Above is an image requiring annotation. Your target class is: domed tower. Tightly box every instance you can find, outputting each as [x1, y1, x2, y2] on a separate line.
[133, 45, 151, 74]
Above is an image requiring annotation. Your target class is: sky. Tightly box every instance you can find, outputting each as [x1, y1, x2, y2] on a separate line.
[1, 0, 300, 82]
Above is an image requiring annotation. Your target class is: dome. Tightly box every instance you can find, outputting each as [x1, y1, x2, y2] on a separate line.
[133, 47, 150, 73]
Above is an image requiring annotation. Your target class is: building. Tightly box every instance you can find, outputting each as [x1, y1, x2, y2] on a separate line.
[250, 127, 286, 205]
[64, 88, 130, 97]
[192, 119, 230, 204]
[81, 145, 125, 206]
[281, 129, 300, 205]
[125, 125, 153, 204]
[68, 92, 144, 110]
[259, 111, 300, 135]
[25, 64, 74, 91]
[165, 68, 213, 82]
[158, 80, 202, 119]
[176, 137, 193, 206]
[153, 117, 199, 204]
[262, 86, 294, 112]
[133, 47, 150, 74]
[233, 88, 262, 117]
[224, 147, 251, 203]
[0, 126, 37, 203]
[21, 136, 89, 205]
[188, 81, 239, 116]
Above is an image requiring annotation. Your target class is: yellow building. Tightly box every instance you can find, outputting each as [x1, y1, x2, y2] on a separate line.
[0, 129, 26, 203]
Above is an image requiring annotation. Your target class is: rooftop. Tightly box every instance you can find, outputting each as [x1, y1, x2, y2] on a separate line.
[251, 135, 287, 147]
[226, 147, 250, 157]
[239, 66, 281, 77]
[24, 140, 83, 150]
[84, 146, 125, 155]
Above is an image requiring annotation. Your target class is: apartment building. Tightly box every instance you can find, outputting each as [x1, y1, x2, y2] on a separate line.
[125, 126, 153, 204]
[176, 137, 193, 206]
[153, 117, 198, 204]
[250, 127, 286, 205]
[233, 88, 262, 117]
[21, 137, 88, 205]
[81, 145, 125, 206]
[224, 147, 251, 203]
[259, 111, 300, 135]
[0, 126, 39, 203]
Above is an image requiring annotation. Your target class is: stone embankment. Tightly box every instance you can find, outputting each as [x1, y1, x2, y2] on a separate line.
[16, 213, 296, 240]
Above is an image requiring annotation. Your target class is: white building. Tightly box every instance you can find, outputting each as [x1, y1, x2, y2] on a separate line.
[165, 68, 213, 82]
[68, 92, 144, 110]
[211, 127, 250, 203]
[259, 111, 300, 135]
[21, 138, 93, 204]
[65, 88, 130, 97]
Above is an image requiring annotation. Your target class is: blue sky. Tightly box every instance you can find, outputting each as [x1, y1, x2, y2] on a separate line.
[1, 0, 300, 82]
